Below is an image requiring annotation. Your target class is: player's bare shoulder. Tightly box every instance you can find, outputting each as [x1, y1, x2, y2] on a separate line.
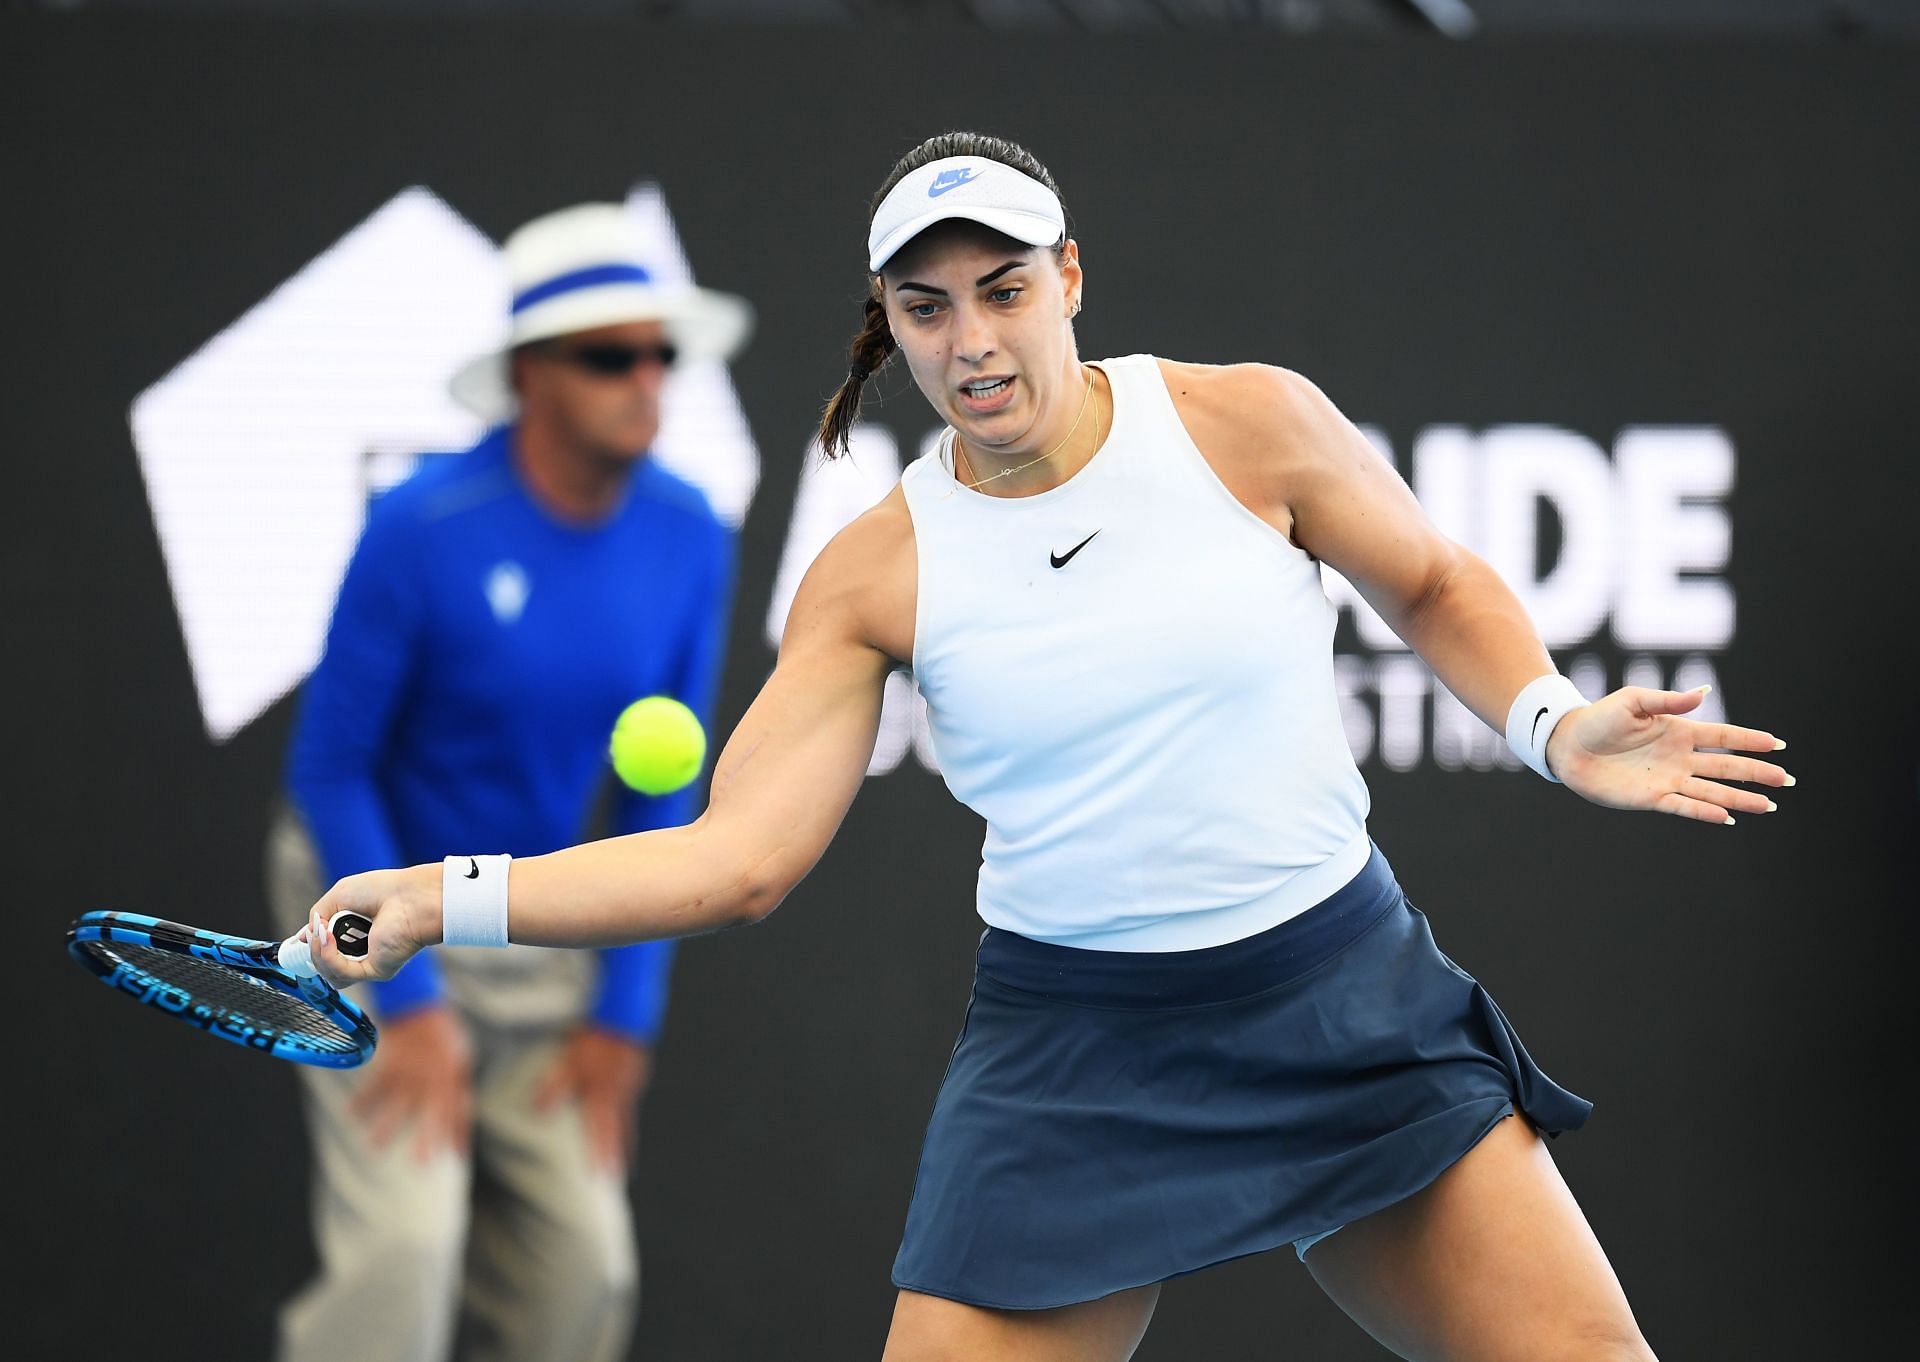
[783, 483, 917, 667]
[1155, 359, 1333, 539]
[1157, 359, 1330, 457]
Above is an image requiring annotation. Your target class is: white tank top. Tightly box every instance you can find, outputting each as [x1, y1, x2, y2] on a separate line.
[901, 354, 1373, 951]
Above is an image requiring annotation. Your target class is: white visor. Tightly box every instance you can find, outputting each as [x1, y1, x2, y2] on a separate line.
[867, 155, 1066, 273]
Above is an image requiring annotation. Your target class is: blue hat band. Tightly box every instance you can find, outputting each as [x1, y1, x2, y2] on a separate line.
[511, 262, 654, 315]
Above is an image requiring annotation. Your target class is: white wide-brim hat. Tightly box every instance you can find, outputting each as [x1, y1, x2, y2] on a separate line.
[450, 202, 754, 423]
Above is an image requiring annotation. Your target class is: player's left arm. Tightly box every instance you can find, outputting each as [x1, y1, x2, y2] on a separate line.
[1208, 363, 1792, 823]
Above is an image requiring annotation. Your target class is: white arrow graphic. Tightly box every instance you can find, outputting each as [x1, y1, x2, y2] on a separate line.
[131, 184, 761, 744]
[131, 187, 497, 743]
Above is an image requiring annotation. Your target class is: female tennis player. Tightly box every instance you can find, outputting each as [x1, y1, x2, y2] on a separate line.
[311, 132, 1790, 1361]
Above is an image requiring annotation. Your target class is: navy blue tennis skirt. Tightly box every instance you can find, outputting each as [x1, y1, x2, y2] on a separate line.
[891, 843, 1592, 1310]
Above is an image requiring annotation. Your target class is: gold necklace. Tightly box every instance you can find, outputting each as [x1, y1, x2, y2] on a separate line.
[954, 368, 1096, 493]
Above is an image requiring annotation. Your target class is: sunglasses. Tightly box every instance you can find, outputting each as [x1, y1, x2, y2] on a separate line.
[548, 341, 680, 375]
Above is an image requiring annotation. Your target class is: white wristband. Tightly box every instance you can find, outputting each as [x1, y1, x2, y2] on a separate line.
[441, 854, 511, 947]
[1504, 674, 1590, 783]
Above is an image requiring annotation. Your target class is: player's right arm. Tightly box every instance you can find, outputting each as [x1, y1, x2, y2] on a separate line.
[311, 491, 912, 986]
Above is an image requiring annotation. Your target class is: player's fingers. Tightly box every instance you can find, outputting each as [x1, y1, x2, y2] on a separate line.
[308, 903, 340, 956]
[1653, 791, 1739, 825]
[314, 933, 377, 990]
[309, 910, 354, 986]
[1632, 685, 1711, 717]
[1679, 776, 1776, 816]
[1691, 752, 1795, 789]
[1699, 721, 1784, 753]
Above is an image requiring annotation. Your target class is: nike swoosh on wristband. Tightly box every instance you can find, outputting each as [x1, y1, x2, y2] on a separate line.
[464, 857, 480, 879]
[1051, 530, 1100, 569]
[1530, 706, 1550, 745]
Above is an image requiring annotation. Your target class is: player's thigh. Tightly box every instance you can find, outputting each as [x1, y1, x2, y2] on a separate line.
[881, 1284, 1160, 1362]
[1303, 1113, 1653, 1362]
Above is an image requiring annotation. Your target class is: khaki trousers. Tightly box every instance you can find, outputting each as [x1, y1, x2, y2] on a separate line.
[266, 809, 638, 1362]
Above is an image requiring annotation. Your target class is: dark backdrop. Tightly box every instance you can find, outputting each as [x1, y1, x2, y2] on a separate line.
[8, 15, 1916, 1359]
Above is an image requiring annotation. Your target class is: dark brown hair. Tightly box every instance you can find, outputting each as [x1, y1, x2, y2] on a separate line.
[816, 132, 1070, 459]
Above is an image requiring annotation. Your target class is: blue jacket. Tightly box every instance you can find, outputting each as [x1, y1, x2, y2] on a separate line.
[287, 425, 735, 1039]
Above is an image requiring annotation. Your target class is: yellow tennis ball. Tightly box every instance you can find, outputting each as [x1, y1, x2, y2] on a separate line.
[609, 696, 706, 796]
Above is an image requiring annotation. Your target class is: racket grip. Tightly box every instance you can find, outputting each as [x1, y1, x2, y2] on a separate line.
[278, 911, 375, 978]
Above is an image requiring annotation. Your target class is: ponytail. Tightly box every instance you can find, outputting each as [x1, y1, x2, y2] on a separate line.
[817, 293, 897, 460]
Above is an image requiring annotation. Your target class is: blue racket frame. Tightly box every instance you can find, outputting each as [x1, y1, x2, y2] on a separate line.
[67, 910, 377, 1068]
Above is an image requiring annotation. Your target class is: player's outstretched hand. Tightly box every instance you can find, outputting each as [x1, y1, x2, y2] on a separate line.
[1547, 684, 1793, 825]
[308, 865, 439, 987]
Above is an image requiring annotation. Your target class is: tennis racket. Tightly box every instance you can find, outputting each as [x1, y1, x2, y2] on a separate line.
[67, 909, 377, 1068]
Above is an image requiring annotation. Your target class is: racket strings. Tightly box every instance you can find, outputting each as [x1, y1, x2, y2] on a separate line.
[81, 939, 360, 1054]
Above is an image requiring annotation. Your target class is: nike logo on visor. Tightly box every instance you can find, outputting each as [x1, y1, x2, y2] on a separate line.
[928, 168, 980, 197]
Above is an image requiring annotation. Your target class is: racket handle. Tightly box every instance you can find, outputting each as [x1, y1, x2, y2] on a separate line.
[278, 911, 375, 979]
